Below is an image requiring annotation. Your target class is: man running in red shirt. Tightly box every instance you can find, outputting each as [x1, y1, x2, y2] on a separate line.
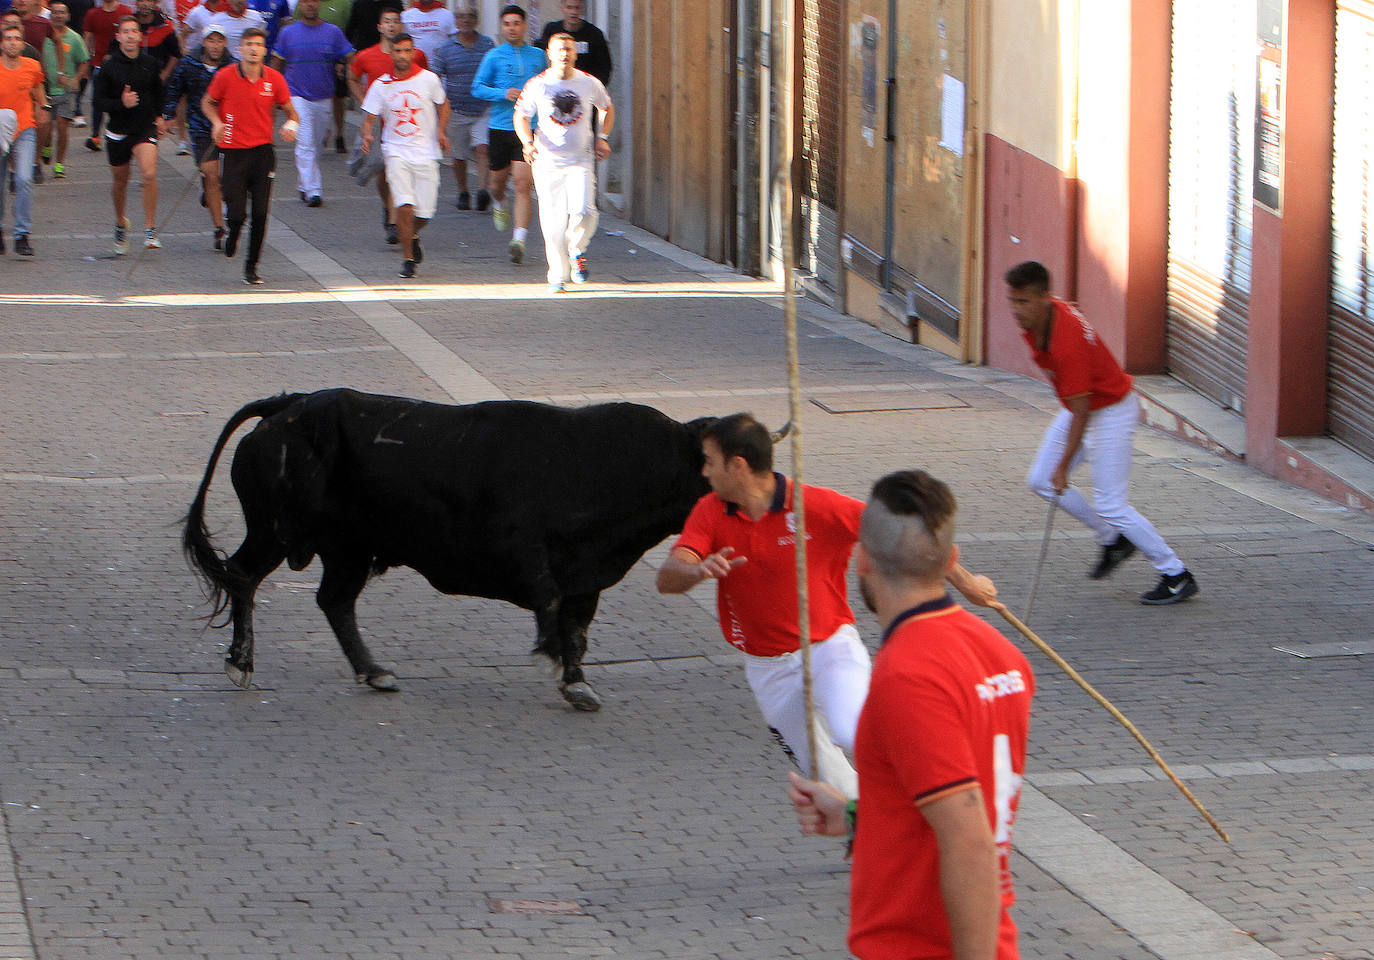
[202, 25, 297, 283]
[1007, 260, 1199, 604]
[656, 413, 997, 797]
[790, 469, 1034, 960]
[81, 0, 130, 148]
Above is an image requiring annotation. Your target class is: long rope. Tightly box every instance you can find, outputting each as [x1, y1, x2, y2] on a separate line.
[993, 603, 1231, 843]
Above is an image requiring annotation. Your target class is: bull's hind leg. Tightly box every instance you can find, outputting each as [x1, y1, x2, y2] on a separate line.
[223, 531, 287, 689]
[317, 553, 398, 691]
[556, 592, 602, 712]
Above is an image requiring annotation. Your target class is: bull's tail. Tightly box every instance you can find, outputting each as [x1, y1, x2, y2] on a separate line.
[182, 394, 306, 622]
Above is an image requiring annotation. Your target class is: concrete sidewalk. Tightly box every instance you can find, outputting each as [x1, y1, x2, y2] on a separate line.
[0, 130, 1371, 960]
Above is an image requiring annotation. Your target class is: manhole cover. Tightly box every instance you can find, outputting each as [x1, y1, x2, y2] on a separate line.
[810, 391, 970, 414]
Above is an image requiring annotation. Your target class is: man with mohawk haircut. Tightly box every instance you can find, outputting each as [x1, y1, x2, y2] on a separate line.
[789, 469, 1034, 960]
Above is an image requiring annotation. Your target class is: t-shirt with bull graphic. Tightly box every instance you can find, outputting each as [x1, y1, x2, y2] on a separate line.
[514, 68, 610, 167]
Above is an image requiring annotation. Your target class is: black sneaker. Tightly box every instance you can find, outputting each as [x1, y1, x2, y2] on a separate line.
[385, 222, 399, 245]
[306, 196, 322, 208]
[475, 188, 490, 212]
[1090, 534, 1136, 579]
[213, 227, 225, 251]
[1140, 570, 1198, 605]
[85, 136, 101, 152]
[411, 237, 422, 264]
[398, 259, 416, 279]
[243, 269, 263, 285]
[14, 234, 33, 257]
[456, 191, 470, 210]
[224, 224, 240, 258]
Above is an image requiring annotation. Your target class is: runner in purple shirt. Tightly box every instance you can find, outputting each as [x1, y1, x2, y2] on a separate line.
[270, 0, 351, 205]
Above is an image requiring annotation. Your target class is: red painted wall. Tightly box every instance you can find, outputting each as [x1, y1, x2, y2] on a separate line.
[981, 134, 1074, 376]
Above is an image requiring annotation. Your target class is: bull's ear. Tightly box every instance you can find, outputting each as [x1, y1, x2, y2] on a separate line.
[684, 416, 717, 438]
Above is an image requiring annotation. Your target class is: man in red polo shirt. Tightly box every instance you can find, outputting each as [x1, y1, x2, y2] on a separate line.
[203, 25, 296, 284]
[1007, 260, 1199, 604]
[789, 469, 1033, 960]
[656, 413, 997, 797]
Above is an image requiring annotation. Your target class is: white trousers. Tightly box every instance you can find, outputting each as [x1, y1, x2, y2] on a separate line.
[532, 160, 597, 284]
[744, 624, 872, 798]
[291, 96, 333, 199]
[1027, 392, 1184, 575]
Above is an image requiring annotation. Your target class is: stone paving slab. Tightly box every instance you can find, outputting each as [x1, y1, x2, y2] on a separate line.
[0, 122, 1372, 960]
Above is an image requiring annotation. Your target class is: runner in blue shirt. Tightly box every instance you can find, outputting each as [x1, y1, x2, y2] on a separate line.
[271, 0, 351, 205]
[430, 4, 491, 209]
[470, 3, 542, 263]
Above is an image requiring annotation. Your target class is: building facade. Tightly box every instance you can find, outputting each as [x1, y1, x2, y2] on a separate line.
[627, 0, 1374, 508]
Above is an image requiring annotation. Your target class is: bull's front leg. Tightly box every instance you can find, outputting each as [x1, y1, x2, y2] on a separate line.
[556, 592, 602, 712]
[317, 554, 398, 691]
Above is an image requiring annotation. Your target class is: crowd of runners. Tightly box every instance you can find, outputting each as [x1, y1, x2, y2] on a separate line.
[0, 0, 614, 284]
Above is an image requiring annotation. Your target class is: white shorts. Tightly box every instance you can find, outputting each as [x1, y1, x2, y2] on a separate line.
[449, 112, 488, 158]
[384, 155, 439, 220]
[744, 623, 871, 798]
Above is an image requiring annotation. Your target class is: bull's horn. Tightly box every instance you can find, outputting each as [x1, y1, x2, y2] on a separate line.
[771, 420, 793, 443]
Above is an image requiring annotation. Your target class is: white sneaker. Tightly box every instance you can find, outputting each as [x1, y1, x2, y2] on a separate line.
[548, 282, 565, 294]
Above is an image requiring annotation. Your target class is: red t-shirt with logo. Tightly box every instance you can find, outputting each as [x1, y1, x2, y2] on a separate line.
[1022, 298, 1134, 411]
[207, 63, 290, 147]
[349, 42, 427, 92]
[850, 597, 1033, 960]
[672, 476, 862, 657]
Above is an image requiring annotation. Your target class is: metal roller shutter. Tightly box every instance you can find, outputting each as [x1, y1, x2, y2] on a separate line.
[1166, 0, 1255, 413]
[1329, 1, 1374, 456]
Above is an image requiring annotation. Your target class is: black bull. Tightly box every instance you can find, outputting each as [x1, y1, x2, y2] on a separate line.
[182, 388, 721, 711]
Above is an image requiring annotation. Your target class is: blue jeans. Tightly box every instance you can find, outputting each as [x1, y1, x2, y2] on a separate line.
[0, 127, 36, 237]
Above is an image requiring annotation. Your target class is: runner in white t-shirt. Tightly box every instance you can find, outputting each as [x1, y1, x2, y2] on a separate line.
[360, 31, 448, 278]
[206, 0, 266, 56]
[399, 0, 455, 61]
[513, 31, 612, 293]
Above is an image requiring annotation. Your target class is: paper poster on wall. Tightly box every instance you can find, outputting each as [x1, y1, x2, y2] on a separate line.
[939, 74, 964, 157]
[861, 17, 879, 148]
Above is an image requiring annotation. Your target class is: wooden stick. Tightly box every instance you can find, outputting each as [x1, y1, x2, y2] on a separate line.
[993, 603, 1231, 843]
[778, 0, 818, 780]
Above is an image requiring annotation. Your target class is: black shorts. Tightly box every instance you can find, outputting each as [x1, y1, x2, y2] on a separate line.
[488, 127, 525, 172]
[190, 132, 220, 165]
[105, 130, 157, 167]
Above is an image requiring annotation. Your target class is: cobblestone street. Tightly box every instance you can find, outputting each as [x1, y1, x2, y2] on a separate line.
[0, 136, 1371, 959]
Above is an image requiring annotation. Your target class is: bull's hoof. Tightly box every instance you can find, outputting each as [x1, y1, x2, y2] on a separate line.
[358, 670, 400, 692]
[560, 681, 602, 712]
[225, 662, 253, 689]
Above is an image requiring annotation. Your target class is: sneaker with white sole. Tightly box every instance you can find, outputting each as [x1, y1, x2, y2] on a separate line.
[492, 204, 510, 232]
[144, 228, 161, 249]
[1090, 534, 1136, 579]
[548, 282, 565, 294]
[508, 238, 524, 263]
[571, 255, 588, 284]
[1140, 570, 1198, 605]
[113, 218, 130, 255]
